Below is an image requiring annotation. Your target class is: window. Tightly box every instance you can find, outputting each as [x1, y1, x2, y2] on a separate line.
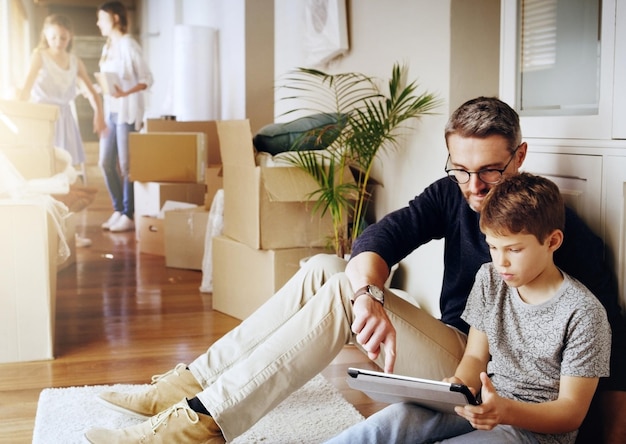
[521, 0, 557, 72]
[500, 0, 615, 139]
[518, 0, 601, 116]
[0, 0, 29, 99]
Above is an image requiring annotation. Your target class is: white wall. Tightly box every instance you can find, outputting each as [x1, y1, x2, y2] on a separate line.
[275, 0, 499, 315]
[140, 0, 246, 121]
[275, 0, 451, 315]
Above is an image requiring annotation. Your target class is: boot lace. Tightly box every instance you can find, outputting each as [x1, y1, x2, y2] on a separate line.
[150, 363, 187, 385]
[149, 401, 199, 435]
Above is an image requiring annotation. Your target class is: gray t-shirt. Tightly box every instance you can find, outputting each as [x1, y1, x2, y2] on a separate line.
[462, 263, 611, 444]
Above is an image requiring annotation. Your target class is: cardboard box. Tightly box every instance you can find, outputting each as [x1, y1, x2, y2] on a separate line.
[0, 100, 59, 148]
[145, 119, 221, 166]
[212, 235, 330, 320]
[0, 202, 58, 363]
[164, 207, 210, 270]
[0, 145, 57, 180]
[129, 132, 206, 183]
[217, 119, 339, 250]
[134, 181, 207, 218]
[204, 165, 223, 210]
[138, 216, 165, 256]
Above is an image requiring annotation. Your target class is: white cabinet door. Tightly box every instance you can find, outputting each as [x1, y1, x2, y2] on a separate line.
[613, 0, 626, 139]
[604, 156, 626, 308]
[500, 0, 617, 140]
[520, 151, 603, 238]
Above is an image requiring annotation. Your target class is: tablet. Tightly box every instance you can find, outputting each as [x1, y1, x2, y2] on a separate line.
[346, 367, 479, 414]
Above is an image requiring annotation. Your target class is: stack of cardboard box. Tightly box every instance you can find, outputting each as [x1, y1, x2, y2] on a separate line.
[130, 120, 223, 270]
[0, 100, 65, 363]
[211, 120, 335, 320]
[0, 100, 59, 180]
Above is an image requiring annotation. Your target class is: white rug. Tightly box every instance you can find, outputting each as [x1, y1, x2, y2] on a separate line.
[33, 374, 364, 443]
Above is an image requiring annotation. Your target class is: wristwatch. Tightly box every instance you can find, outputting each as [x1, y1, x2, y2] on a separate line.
[352, 284, 384, 305]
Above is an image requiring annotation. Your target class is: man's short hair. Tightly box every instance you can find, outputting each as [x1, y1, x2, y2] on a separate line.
[445, 97, 522, 153]
[479, 172, 565, 243]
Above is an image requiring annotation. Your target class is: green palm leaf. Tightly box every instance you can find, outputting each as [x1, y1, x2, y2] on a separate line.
[279, 63, 441, 256]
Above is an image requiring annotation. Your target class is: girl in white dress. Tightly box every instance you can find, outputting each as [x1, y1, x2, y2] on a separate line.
[20, 13, 106, 165]
[20, 14, 106, 248]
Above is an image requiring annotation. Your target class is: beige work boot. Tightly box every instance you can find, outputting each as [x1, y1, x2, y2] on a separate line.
[85, 398, 225, 444]
[98, 363, 203, 419]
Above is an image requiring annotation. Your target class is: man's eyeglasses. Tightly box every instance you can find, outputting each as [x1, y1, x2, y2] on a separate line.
[445, 147, 519, 185]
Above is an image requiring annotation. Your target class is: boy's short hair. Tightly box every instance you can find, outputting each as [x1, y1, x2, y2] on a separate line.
[479, 172, 565, 243]
[445, 97, 522, 154]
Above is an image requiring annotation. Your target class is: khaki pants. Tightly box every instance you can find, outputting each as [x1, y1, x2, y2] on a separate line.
[189, 254, 467, 441]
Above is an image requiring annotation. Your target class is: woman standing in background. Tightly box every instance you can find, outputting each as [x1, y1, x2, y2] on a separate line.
[97, 1, 153, 232]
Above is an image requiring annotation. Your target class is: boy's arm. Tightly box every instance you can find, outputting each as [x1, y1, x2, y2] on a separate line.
[445, 326, 490, 395]
[456, 373, 599, 433]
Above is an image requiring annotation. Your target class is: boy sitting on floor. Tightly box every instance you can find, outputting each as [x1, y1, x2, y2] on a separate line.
[326, 172, 611, 444]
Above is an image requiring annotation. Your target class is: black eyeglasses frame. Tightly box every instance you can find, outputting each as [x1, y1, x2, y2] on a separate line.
[444, 146, 520, 185]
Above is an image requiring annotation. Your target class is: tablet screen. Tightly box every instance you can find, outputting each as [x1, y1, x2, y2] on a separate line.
[347, 367, 478, 414]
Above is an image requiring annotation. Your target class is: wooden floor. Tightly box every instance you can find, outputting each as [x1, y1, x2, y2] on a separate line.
[0, 153, 384, 443]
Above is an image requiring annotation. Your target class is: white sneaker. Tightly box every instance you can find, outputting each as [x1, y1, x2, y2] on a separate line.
[109, 214, 135, 232]
[101, 211, 122, 230]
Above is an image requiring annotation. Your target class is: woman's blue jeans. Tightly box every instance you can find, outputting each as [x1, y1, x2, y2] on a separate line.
[99, 113, 135, 218]
[325, 402, 539, 443]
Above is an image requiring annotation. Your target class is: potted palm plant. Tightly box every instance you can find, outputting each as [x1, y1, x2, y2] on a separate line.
[279, 63, 440, 257]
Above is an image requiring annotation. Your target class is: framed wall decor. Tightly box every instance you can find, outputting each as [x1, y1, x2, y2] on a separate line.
[304, 0, 349, 67]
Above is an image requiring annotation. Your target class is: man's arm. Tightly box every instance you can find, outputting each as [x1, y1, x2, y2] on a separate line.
[345, 252, 396, 373]
[345, 180, 459, 373]
[456, 373, 599, 433]
[345, 251, 389, 290]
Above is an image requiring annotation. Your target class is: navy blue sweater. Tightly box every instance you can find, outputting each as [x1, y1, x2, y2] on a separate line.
[351, 177, 624, 335]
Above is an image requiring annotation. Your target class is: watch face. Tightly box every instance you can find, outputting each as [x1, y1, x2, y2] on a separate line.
[368, 285, 384, 300]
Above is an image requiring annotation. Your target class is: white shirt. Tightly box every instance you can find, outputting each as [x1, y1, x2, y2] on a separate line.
[99, 34, 153, 130]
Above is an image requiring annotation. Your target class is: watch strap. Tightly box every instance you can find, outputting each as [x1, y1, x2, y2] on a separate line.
[351, 284, 384, 305]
